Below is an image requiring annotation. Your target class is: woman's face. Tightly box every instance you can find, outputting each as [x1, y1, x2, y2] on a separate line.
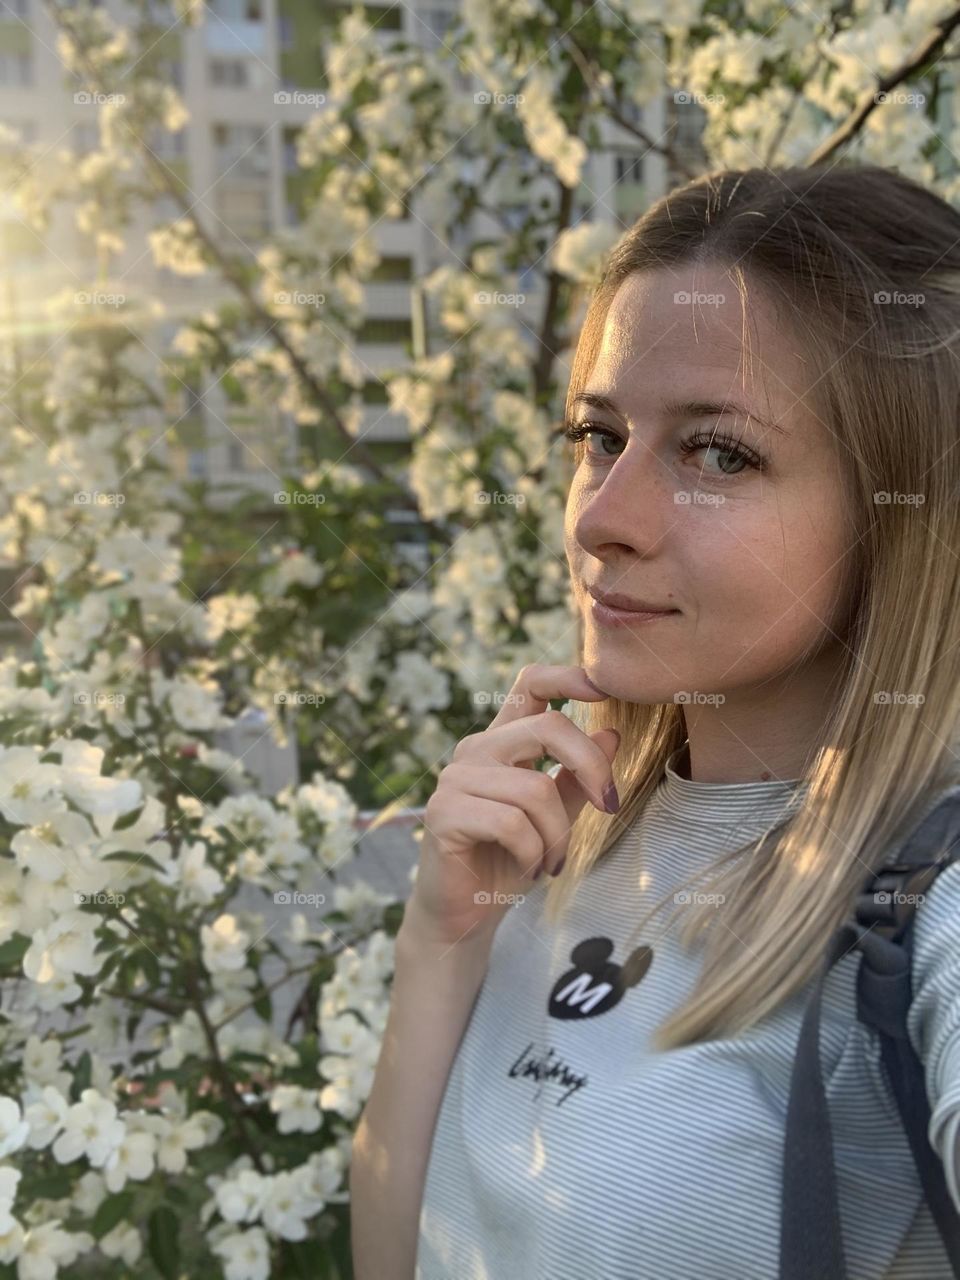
[564, 263, 854, 707]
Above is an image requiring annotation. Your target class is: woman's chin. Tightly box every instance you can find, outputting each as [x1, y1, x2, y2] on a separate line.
[581, 667, 684, 706]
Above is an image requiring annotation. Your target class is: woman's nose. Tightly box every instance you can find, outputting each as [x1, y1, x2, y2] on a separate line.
[573, 446, 674, 560]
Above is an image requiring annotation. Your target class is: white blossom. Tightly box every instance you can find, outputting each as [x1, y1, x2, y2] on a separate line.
[52, 1090, 125, 1167]
[269, 1085, 323, 1135]
[0, 1098, 29, 1157]
[23, 1086, 68, 1150]
[211, 1227, 270, 1280]
[23, 912, 103, 988]
[201, 915, 251, 975]
[551, 221, 621, 285]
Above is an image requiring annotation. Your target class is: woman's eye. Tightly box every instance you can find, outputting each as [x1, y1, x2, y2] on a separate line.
[563, 420, 765, 476]
[679, 431, 764, 477]
[697, 445, 749, 475]
[562, 422, 624, 458]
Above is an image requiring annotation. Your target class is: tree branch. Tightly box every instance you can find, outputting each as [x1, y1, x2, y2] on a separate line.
[42, 0, 421, 505]
[807, 5, 960, 165]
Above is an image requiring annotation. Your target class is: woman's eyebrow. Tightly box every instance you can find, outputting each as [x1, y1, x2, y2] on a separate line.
[571, 390, 787, 435]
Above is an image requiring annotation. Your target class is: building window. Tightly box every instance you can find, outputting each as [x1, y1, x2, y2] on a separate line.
[362, 380, 390, 404]
[282, 126, 301, 173]
[209, 57, 249, 88]
[369, 255, 413, 282]
[214, 185, 271, 240]
[358, 317, 412, 344]
[356, 4, 403, 31]
[188, 449, 208, 478]
[212, 123, 271, 177]
[420, 8, 455, 47]
[209, 0, 262, 19]
[0, 53, 32, 86]
[615, 153, 644, 184]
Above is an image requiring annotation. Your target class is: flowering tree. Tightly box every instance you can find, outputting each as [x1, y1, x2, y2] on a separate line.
[0, 0, 955, 1274]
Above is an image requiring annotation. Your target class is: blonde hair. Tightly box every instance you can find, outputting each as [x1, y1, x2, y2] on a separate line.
[545, 162, 960, 1050]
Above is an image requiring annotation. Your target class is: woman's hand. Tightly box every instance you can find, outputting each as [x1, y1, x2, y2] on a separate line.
[401, 664, 621, 952]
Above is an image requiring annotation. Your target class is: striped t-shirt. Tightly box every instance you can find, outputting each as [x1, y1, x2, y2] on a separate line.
[415, 744, 960, 1279]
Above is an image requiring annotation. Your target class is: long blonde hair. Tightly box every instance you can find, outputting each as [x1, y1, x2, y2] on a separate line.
[545, 162, 960, 1050]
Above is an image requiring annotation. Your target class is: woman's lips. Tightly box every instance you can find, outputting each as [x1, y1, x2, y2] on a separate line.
[589, 597, 681, 628]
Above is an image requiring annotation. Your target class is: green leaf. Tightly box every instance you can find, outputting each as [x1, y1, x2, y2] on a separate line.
[138, 948, 161, 988]
[147, 1205, 180, 1279]
[70, 1051, 92, 1102]
[29, 1170, 74, 1199]
[253, 989, 272, 1021]
[0, 935, 29, 972]
[92, 1190, 135, 1240]
[111, 804, 145, 831]
[102, 850, 168, 874]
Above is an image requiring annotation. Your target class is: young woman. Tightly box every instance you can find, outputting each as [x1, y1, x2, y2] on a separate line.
[349, 163, 960, 1279]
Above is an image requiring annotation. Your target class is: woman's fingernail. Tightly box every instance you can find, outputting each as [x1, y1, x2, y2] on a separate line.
[603, 781, 620, 813]
[533, 858, 545, 880]
[550, 856, 567, 877]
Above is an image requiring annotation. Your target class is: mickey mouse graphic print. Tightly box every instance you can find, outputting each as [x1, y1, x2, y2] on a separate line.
[415, 744, 960, 1280]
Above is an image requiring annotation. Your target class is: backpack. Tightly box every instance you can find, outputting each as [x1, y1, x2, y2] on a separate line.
[779, 787, 960, 1279]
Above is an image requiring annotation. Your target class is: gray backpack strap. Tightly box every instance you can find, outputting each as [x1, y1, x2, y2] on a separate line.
[779, 791, 960, 1280]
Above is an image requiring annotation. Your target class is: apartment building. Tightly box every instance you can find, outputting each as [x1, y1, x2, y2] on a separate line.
[0, 0, 680, 456]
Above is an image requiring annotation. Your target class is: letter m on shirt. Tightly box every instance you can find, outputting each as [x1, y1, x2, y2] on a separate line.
[555, 973, 613, 1014]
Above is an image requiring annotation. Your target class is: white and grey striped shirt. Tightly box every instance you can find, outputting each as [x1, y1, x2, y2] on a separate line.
[415, 745, 960, 1279]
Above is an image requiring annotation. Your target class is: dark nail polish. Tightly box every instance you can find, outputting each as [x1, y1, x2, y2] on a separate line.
[550, 856, 567, 877]
[603, 781, 620, 813]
